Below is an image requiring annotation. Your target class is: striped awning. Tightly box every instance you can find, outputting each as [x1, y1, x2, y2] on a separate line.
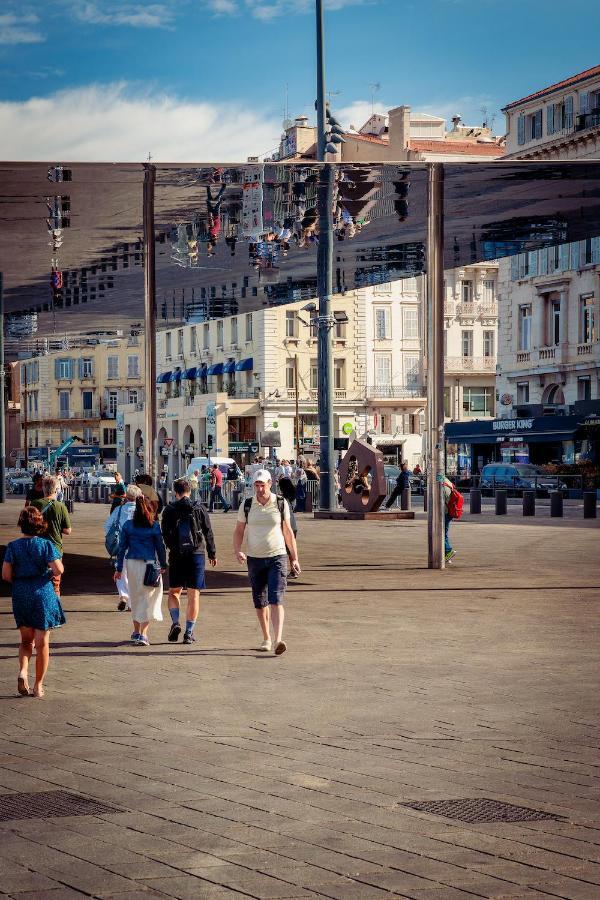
[207, 363, 224, 376]
[235, 357, 253, 371]
[156, 371, 172, 384]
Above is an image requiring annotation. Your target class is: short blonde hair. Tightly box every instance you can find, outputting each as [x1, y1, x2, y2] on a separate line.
[125, 484, 143, 502]
[43, 475, 59, 497]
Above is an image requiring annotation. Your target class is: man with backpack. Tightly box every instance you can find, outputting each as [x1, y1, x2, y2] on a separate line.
[443, 475, 464, 563]
[30, 475, 72, 596]
[161, 478, 217, 645]
[233, 469, 300, 655]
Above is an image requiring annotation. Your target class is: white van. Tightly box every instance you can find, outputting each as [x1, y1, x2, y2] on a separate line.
[186, 456, 236, 477]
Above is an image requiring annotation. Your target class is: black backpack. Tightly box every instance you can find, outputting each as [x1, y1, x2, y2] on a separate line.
[176, 503, 201, 555]
[243, 496, 285, 525]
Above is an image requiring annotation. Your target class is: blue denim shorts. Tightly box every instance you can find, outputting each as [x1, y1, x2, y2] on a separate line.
[247, 555, 288, 609]
[169, 552, 206, 590]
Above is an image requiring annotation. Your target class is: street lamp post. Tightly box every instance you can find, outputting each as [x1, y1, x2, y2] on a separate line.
[315, 0, 336, 510]
[143, 163, 157, 484]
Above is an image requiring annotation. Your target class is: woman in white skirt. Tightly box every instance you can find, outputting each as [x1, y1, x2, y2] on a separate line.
[114, 495, 167, 646]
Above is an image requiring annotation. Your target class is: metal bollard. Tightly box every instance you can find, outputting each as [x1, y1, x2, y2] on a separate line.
[522, 490, 536, 517]
[400, 487, 412, 511]
[83, 484, 89, 503]
[550, 491, 563, 517]
[470, 488, 481, 514]
[583, 491, 597, 519]
[305, 490, 313, 513]
[423, 489, 427, 512]
[495, 489, 507, 515]
[104, 485, 111, 504]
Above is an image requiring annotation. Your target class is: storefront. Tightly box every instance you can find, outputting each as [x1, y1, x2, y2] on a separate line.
[445, 415, 586, 479]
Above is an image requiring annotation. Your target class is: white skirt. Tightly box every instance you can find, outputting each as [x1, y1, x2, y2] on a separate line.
[125, 559, 163, 623]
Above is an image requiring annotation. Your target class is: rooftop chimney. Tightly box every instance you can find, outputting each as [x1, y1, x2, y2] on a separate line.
[388, 105, 411, 152]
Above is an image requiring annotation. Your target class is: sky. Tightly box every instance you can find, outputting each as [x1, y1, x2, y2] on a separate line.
[0, 0, 599, 161]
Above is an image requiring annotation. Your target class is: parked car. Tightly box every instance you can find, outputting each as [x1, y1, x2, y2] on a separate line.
[479, 463, 564, 496]
[8, 474, 32, 494]
[82, 469, 117, 488]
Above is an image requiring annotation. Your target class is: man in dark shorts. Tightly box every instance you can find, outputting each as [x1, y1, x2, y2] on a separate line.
[161, 478, 217, 645]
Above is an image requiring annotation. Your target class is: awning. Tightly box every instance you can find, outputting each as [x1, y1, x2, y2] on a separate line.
[170, 369, 183, 382]
[182, 367, 197, 380]
[235, 357, 253, 372]
[223, 360, 236, 374]
[156, 371, 172, 384]
[196, 365, 208, 379]
[207, 363, 223, 376]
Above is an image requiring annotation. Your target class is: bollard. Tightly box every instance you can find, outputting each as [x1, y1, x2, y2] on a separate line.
[495, 489, 507, 515]
[74, 484, 80, 503]
[160, 485, 168, 508]
[522, 489, 536, 517]
[423, 489, 427, 512]
[232, 489, 241, 511]
[305, 490, 313, 513]
[550, 490, 563, 518]
[83, 484, 89, 503]
[470, 488, 481, 515]
[400, 487, 412, 511]
[104, 485, 111, 504]
[583, 491, 597, 519]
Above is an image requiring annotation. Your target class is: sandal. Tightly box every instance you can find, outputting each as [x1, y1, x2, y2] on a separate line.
[17, 677, 30, 697]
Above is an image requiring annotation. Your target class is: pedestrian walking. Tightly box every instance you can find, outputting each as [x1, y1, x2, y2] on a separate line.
[209, 463, 231, 513]
[25, 472, 44, 505]
[104, 484, 142, 611]
[233, 469, 300, 655]
[188, 469, 199, 502]
[278, 477, 299, 579]
[161, 478, 217, 645]
[135, 473, 162, 518]
[2, 506, 65, 698]
[30, 475, 71, 596]
[385, 462, 411, 509]
[114, 495, 167, 646]
[443, 475, 464, 563]
[110, 472, 126, 513]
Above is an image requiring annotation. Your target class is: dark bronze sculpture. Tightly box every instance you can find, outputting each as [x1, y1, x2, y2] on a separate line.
[338, 439, 387, 514]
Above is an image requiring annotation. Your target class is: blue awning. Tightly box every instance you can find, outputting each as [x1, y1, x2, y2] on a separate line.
[235, 357, 253, 372]
[196, 365, 208, 379]
[182, 367, 197, 380]
[223, 360, 236, 374]
[170, 369, 183, 382]
[156, 371, 172, 383]
[207, 363, 224, 376]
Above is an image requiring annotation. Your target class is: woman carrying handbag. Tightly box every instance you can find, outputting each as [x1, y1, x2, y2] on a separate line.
[114, 496, 167, 646]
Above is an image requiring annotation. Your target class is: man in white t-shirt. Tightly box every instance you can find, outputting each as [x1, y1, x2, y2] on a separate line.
[233, 469, 301, 655]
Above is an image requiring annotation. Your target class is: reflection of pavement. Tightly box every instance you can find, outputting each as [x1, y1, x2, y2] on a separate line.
[0, 496, 599, 898]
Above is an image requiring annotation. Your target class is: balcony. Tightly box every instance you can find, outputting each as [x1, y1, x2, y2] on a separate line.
[56, 408, 101, 420]
[457, 303, 477, 322]
[538, 346, 556, 361]
[444, 302, 455, 318]
[516, 351, 531, 364]
[577, 342, 593, 356]
[366, 385, 426, 399]
[444, 356, 496, 373]
[479, 303, 498, 319]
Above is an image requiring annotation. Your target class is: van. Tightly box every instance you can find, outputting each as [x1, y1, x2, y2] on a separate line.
[186, 456, 235, 478]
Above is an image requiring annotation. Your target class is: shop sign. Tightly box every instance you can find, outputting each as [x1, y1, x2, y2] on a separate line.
[492, 418, 534, 431]
[342, 422, 353, 435]
[229, 441, 259, 453]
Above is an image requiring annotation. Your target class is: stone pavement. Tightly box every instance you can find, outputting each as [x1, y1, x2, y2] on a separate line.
[0, 497, 599, 900]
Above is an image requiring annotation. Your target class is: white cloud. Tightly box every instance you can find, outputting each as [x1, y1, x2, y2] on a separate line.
[336, 99, 389, 131]
[0, 83, 283, 162]
[0, 13, 44, 44]
[417, 95, 501, 129]
[203, 0, 371, 18]
[204, 0, 238, 13]
[67, 2, 177, 28]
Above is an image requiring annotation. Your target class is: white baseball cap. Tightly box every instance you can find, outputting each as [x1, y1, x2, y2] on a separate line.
[252, 468, 272, 484]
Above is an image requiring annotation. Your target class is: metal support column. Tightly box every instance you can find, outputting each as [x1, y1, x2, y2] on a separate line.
[316, 0, 335, 510]
[0, 272, 5, 502]
[143, 164, 157, 484]
[426, 163, 445, 570]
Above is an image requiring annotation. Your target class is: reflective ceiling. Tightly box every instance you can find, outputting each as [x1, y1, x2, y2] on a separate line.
[1, 160, 600, 355]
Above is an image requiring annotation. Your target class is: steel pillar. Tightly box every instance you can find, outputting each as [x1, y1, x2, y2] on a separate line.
[143, 164, 157, 484]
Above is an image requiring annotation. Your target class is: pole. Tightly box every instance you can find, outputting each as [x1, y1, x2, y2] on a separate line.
[316, 0, 335, 510]
[0, 272, 5, 502]
[23, 360, 28, 471]
[294, 354, 300, 459]
[143, 163, 157, 484]
[426, 163, 445, 570]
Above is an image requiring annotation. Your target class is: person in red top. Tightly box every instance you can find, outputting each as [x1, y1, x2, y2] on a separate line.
[209, 464, 231, 513]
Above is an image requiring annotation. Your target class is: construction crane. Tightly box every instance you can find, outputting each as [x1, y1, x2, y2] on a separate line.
[48, 435, 83, 470]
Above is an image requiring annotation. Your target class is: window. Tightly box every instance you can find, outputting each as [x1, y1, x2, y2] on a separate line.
[285, 310, 297, 338]
[57, 358, 72, 379]
[309, 308, 318, 338]
[190, 326, 197, 355]
[103, 428, 117, 444]
[482, 280, 495, 303]
[83, 426, 94, 443]
[203, 323, 210, 350]
[285, 359, 295, 390]
[483, 330, 495, 358]
[577, 377, 591, 401]
[526, 109, 542, 140]
[128, 389, 138, 404]
[461, 280, 473, 303]
[107, 390, 118, 417]
[461, 330, 473, 357]
[310, 359, 318, 390]
[59, 390, 70, 415]
[216, 321, 224, 347]
[80, 357, 93, 378]
[517, 382, 530, 404]
[403, 307, 418, 339]
[579, 295, 596, 343]
[165, 332, 172, 359]
[551, 300, 561, 346]
[379, 414, 391, 434]
[334, 359, 346, 390]
[374, 307, 391, 340]
[518, 305, 532, 351]
[404, 355, 420, 389]
[374, 353, 391, 387]
[462, 386, 493, 415]
[245, 313, 253, 342]
[127, 355, 139, 377]
[107, 355, 119, 379]
[444, 386, 451, 418]
[177, 329, 184, 356]
[231, 317, 238, 345]
[333, 312, 347, 339]
[82, 390, 93, 412]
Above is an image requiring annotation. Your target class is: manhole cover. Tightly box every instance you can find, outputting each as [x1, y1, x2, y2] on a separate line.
[0, 790, 118, 822]
[399, 798, 562, 824]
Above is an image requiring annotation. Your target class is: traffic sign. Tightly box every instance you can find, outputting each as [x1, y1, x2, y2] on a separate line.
[163, 437, 174, 447]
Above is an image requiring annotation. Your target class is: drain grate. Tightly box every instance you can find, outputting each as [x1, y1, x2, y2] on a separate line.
[400, 797, 562, 824]
[0, 790, 118, 822]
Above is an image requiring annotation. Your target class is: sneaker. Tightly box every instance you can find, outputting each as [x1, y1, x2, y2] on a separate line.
[137, 635, 150, 646]
[130, 631, 140, 643]
[117, 598, 127, 611]
[183, 630, 195, 644]
[167, 622, 181, 643]
[259, 638, 272, 652]
[274, 640, 287, 656]
[445, 549, 457, 563]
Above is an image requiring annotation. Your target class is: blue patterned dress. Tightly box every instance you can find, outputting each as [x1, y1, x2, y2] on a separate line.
[4, 537, 66, 630]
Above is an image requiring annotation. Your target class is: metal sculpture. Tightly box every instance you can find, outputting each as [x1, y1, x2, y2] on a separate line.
[338, 439, 387, 514]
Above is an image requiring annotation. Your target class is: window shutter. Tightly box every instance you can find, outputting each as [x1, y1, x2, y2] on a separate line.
[558, 243, 570, 271]
[78, 357, 84, 379]
[67, 358, 74, 380]
[565, 96, 574, 130]
[54, 359, 61, 379]
[510, 255, 520, 280]
[570, 241, 580, 271]
[539, 247, 549, 276]
[592, 237, 600, 264]
[546, 105, 554, 135]
[534, 109, 542, 138]
[517, 114, 525, 145]
[528, 251, 539, 277]
[580, 91, 589, 115]
[518, 254, 528, 279]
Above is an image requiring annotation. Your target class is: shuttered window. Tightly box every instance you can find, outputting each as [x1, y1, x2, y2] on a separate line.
[565, 95, 574, 130]
[546, 105, 554, 135]
[517, 115, 525, 145]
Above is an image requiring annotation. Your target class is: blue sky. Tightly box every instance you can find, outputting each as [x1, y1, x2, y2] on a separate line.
[1, 0, 598, 160]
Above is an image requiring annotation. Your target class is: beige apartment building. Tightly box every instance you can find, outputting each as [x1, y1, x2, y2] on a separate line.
[19, 337, 144, 468]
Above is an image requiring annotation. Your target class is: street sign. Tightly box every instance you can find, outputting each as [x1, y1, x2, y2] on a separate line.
[163, 437, 174, 447]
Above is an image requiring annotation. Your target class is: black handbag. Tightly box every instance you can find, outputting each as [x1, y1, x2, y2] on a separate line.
[143, 561, 161, 587]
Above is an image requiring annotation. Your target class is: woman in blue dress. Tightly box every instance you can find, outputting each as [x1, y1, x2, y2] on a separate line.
[2, 506, 65, 698]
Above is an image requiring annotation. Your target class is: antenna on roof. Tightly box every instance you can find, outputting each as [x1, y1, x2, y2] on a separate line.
[369, 82, 381, 115]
